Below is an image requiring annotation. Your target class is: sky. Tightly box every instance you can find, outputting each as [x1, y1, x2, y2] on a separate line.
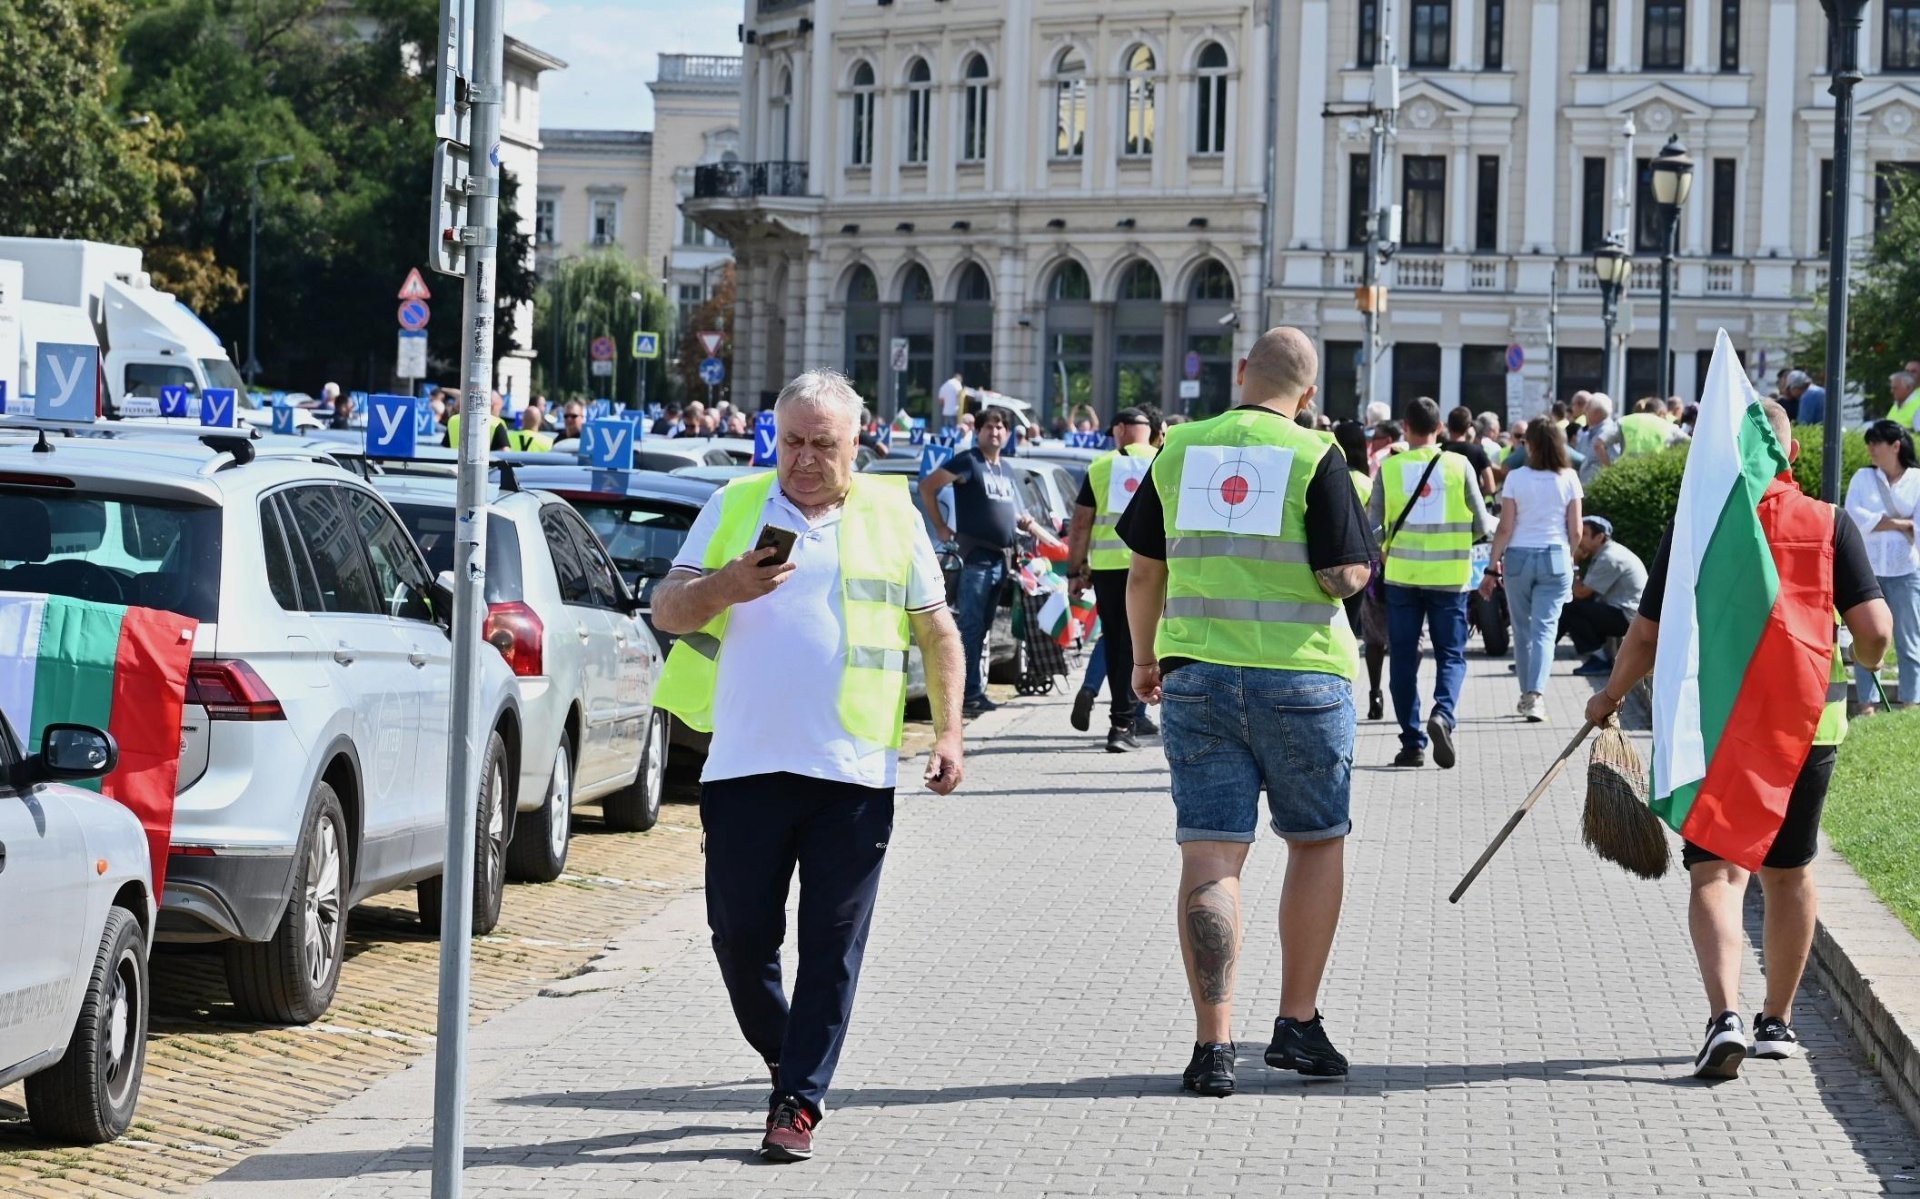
[508, 0, 742, 132]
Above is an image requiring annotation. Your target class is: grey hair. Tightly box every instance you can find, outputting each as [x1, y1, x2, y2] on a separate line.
[1891, 371, 1915, 389]
[1364, 401, 1390, 425]
[1586, 393, 1613, 421]
[1474, 411, 1501, 438]
[775, 369, 866, 426]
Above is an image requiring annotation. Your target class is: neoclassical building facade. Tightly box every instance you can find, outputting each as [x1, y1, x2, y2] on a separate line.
[692, 0, 1920, 421]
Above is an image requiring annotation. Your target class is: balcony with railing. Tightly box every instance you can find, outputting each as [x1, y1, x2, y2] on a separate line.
[657, 54, 741, 83]
[692, 161, 810, 200]
[1333, 254, 1510, 291]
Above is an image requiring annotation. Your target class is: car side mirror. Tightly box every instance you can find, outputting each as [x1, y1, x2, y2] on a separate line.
[16, 724, 118, 788]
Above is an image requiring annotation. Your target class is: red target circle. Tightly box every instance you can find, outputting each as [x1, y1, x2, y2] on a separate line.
[1123, 476, 1140, 493]
[1219, 475, 1250, 506]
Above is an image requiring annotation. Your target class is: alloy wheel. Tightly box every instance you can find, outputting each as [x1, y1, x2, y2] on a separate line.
[304, 817, 343, 990]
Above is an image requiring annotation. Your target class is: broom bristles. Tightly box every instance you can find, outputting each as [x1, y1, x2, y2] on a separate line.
[1584, 723, 1672, 880]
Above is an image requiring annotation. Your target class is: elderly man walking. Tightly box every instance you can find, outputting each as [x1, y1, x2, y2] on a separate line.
[652, 369, 966, 1162]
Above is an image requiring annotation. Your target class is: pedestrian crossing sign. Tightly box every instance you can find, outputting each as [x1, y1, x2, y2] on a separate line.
[632, 331, 660, 360]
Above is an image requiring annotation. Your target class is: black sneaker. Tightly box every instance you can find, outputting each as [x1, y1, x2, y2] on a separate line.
[1752, 1013, 1800, 1060]
[962, 696, 1000, 718]
[1265, 1013, 1349, 1078]
[1693, 1010, 1750, 1079]
[1427, 715, 1456, 769]
[1181, 1042, 1236, 1097]
[1573, 654, 1614, 677]
[1106, 726, 1138, 753]
[1134, 710, 1159, 736]
[1367, 691, 1383, 721]
[1392, 747, 1425, 768]
[1070, 688, 1095, 732]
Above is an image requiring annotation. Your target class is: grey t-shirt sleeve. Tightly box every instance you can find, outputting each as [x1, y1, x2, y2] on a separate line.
[1582, 550, 1625, 600]
[1463, 466, 1493, 539]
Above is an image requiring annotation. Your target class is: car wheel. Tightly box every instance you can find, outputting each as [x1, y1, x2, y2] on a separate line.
[417, 729, 510, 937]
[602, 710, 666, 833]
[225, 784, 347, 1024]
[506, 733, 572, 883]
[25, 907, 148, 1143]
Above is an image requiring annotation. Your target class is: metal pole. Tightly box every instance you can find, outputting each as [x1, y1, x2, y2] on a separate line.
[431, 0, 501, 1188]
[1656, 213, 1677, 402]
[1547, 272, 1560, 405]
[247, 167, 259, 385]
[1821, 0, 1865, 503]
[1600, 286, 1618, 397]
[1362, 113, 1383, 416]
[1257, 0, 1281, 333]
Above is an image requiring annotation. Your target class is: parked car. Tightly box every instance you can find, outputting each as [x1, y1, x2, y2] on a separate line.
[548, 436, 735, 472]
[0, 714, 154, 1143]
[0, 432, 523, 1024]
[374, 469, 669, 863]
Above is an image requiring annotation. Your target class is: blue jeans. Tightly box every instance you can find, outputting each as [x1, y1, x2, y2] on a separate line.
[1159, 662, 1354, 843]
[955, 549, 1008, 705]
[1386, 584, 1469, 751]
[1505, 545, 1574, 696]
[1858, 570, 1920, 705]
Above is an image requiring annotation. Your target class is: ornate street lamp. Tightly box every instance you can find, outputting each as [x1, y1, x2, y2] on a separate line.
[1649, 135, 1694, 404]
[1593, 234, 1633, 397]
[1820, 0, 1870, 500]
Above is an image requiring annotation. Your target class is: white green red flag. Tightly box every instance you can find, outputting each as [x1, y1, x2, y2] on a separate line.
[1649, 331, 1829, 870]
[0, 593, 198, 893]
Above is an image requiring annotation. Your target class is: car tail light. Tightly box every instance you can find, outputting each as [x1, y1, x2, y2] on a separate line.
[172, 846, 216, 857]
[186, 659, 286, 721]
[483, 601, 544, 676]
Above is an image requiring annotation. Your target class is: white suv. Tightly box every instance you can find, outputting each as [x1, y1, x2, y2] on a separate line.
[0, 433, 523, 1025]
[375, 469, 667, 880]
[0, 714, 154, 1143]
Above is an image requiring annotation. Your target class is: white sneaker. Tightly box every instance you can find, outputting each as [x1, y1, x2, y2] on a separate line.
[1517, 692, 1545, 722]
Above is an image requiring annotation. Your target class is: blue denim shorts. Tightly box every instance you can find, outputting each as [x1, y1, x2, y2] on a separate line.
[1159, 661, 1355, 844]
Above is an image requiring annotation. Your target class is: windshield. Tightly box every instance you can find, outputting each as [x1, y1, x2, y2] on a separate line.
[0, 489, 223, 621]
[199, 358, 250, 403]
[571, 499, 697, 594]
[389, 505, 518, 603]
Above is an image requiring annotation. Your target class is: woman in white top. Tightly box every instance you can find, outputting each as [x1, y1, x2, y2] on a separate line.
[1844, 420, 1920, 712]
[1482, 421, 1584, 721]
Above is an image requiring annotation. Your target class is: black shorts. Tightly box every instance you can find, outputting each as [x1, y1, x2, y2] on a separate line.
[1681, 745, 1837, 871]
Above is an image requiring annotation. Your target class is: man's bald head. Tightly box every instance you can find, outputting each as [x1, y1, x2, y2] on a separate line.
[1241, 327, 1319, 407]
[1758, 398, 1792, 448]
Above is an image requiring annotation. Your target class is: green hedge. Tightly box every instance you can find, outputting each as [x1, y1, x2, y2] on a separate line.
[1580, 424, 1875, 561]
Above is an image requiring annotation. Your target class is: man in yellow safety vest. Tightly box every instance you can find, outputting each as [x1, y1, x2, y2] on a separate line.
[1065, 405, 1159, 750]
[1889, 368, 1919, 433]
[444, 389, 511, 451]
[650, 368, 965, 1163]
[1119, 327, 1377, 1097]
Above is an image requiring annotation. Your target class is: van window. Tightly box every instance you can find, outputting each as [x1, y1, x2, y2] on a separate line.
[0, 489, 222, 620]
[123, 362, 197, 398]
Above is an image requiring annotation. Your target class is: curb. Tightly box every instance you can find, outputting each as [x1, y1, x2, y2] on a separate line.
[1810, 831, 1920, 1136]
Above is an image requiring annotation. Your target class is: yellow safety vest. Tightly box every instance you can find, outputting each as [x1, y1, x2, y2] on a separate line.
[1085, 444, 1157, 571]
[1889, 393, 1920, 432]
[1817, 611, 1850, 746]
[508, 429, 554, 452]
[1379, 447, 1475, 590]
[1618, 413, 1670, 459]
[447, 414, 506, 446]
[654, 472, 920, 748]
[1349, 469, 1373, 506]
[1149, 410, 1358, 680]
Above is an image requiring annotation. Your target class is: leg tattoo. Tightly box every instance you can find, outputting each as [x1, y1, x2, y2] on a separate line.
[1185, 881, 1238, 1006]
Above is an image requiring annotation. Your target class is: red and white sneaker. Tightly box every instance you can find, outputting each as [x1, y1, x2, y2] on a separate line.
[761, 1098, 816, 1162]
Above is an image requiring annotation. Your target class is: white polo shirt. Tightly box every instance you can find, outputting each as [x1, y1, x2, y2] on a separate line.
[671, 481, 947, 789]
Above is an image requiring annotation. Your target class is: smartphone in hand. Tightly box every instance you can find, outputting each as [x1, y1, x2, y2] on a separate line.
[754, 523, 800, 567]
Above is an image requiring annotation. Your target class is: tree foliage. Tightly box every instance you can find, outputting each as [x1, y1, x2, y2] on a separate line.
[1795, 176, 1920, 416]
[531, 251, 671, 406]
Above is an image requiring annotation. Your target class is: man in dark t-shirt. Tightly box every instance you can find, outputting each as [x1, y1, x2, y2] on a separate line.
[1441, 405, 1496, 497]
[1585, 399, 1892, 1083]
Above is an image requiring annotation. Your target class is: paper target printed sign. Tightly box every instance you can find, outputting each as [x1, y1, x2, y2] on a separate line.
[1106, 455, 1152, 515]
[1399, 457, 1449, 525]
[1173, 444, 1294, 535]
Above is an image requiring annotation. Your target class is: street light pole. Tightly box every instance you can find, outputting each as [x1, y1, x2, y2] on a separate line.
[1820, 0, 1868, 502]
[245, 154, 294, 385]
[1593, 234, 1632, 397]
[1648, 135, 1694, 404]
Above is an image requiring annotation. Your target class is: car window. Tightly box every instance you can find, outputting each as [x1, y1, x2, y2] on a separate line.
[571, 500, 696, 583]
[559, 508, 622, 609]
[261, 495, 300, 610]
[540, 509, 593, 605]
[389, 505, 518, 603]
[268, 495, 325, 610]
[123, 362, 198, 399]
[279, 486, 383, 615]
[0, 488, 222, 620]
[339, 489, 434, 622]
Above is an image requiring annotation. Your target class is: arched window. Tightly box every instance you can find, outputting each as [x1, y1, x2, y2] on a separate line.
[1048, 259, 1091, 300]
[905, 58, 932, 165]
[961, 54, 991, 162]
[1114, 261, 1164, 410]
[1116, 259, 1162, 301]
[954, 262, 994, 389]
[1189, 259, 1236, 301]
[1182, 260, 1237, 417]
[849, 61, 876, 166]
[1044, 261, 1094, 422]
[1122, 45, 1156, 157]
[844, 265, 880, 399]
[1194, 43, 1229, 156]
[894, 264, 936, 415]
[1053, 49, 1087, 159]
[773, 67, 793, 161]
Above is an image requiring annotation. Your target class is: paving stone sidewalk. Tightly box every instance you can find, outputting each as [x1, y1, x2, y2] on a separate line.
[205, 652, 1920, 1198]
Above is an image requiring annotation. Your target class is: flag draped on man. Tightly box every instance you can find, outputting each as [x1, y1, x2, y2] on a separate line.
[1650, 331, 1834, 870]
[0, 593, 198, 893]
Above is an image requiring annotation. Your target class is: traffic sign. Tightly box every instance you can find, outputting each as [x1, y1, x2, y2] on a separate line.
[586, 418, 634, 470]
[700, 357, 726, 387]
[590, 335, 616, 362]
[632, 331, 660, 359]
[159, 384, 192, 418]
[367, 393, 417, 459]
[919, 443, 955, 479]
[752, 410, 777, 466]
[398, 299, 431, 331]
[199, 387, 238, 429]
[271, 403, 297, 435]
[397, 330, 428, 378]
[1505, 343, 1525, 373]
[1178, 379, 1201, 400]
[398, 268, 432, 301]
[698, 330, 724, 356]
[591, 360, 614, 378]
[1184, 351, 1203, 380]
[36, 343, 97, 424]
[889, 337, 910, 373]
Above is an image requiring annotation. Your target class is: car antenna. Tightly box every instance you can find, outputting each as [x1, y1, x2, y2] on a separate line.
[493, 460, 520, 492]
[31, 429, 52, 454]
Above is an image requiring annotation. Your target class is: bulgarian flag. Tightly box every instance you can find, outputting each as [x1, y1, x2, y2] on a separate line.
[0, 593, 198, 894]
[1650, 332, 1830, 870]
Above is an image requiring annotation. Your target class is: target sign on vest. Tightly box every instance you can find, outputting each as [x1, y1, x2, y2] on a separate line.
[1173, 444, 1295, 535]
[1106, 456, 1152, 514]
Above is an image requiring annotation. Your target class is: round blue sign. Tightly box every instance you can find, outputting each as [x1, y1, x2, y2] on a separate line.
[699, 357, 726, 386]
[1504, 343, 1525, 372]
[1184, 351, 1203, 380]
[398, 299, 431, 331]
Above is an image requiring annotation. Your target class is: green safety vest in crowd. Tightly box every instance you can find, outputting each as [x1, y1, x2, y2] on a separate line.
[508, 428, 554, 452]
[654, 471, 920, 748]
[1378, 447, 1474, 589]
[1085, 444, 1157, 571]
[1349, 469, 1373, 506]
[1617, 412, 1670, 459]
[446, 414, 507, 447]
[1149, 410, 1358, 680]
[1889, 393, 1920, 432]
[1816, 611, 1850, 747]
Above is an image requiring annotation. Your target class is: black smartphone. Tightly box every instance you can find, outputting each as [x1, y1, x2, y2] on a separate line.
[754, 523, 799, 567]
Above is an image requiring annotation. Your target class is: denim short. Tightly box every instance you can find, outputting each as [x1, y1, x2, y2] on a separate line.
[1159, 661, 1355, 844]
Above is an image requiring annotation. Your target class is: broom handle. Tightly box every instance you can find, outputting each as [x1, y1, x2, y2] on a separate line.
[1448, 721, 1596, 904]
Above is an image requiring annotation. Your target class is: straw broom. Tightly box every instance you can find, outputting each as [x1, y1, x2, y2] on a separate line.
[1583, 717, 1671, 880]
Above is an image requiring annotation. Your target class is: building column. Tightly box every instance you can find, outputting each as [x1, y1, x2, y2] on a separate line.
[1454, 0, 1478, 69]
[933, 301, 955, 380]
[1289, 0, 1331, 248]
[803, 248, 830, 372]
[878, 301, 900, 418]
[1613, 0, 1634, 71]
[1689, 0, 1713, 71]
[1161, 301, 1183, 412]
[1439, 343, 1463, 410]
[1519, 0, 1561, 281]
[1449, 142, 1471, 251]
[1003, 0, 1032, 193]
[1756, 0, 1795, 262]
[995, 246, 1026, 398]
[1090, 301, 1116, 419]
